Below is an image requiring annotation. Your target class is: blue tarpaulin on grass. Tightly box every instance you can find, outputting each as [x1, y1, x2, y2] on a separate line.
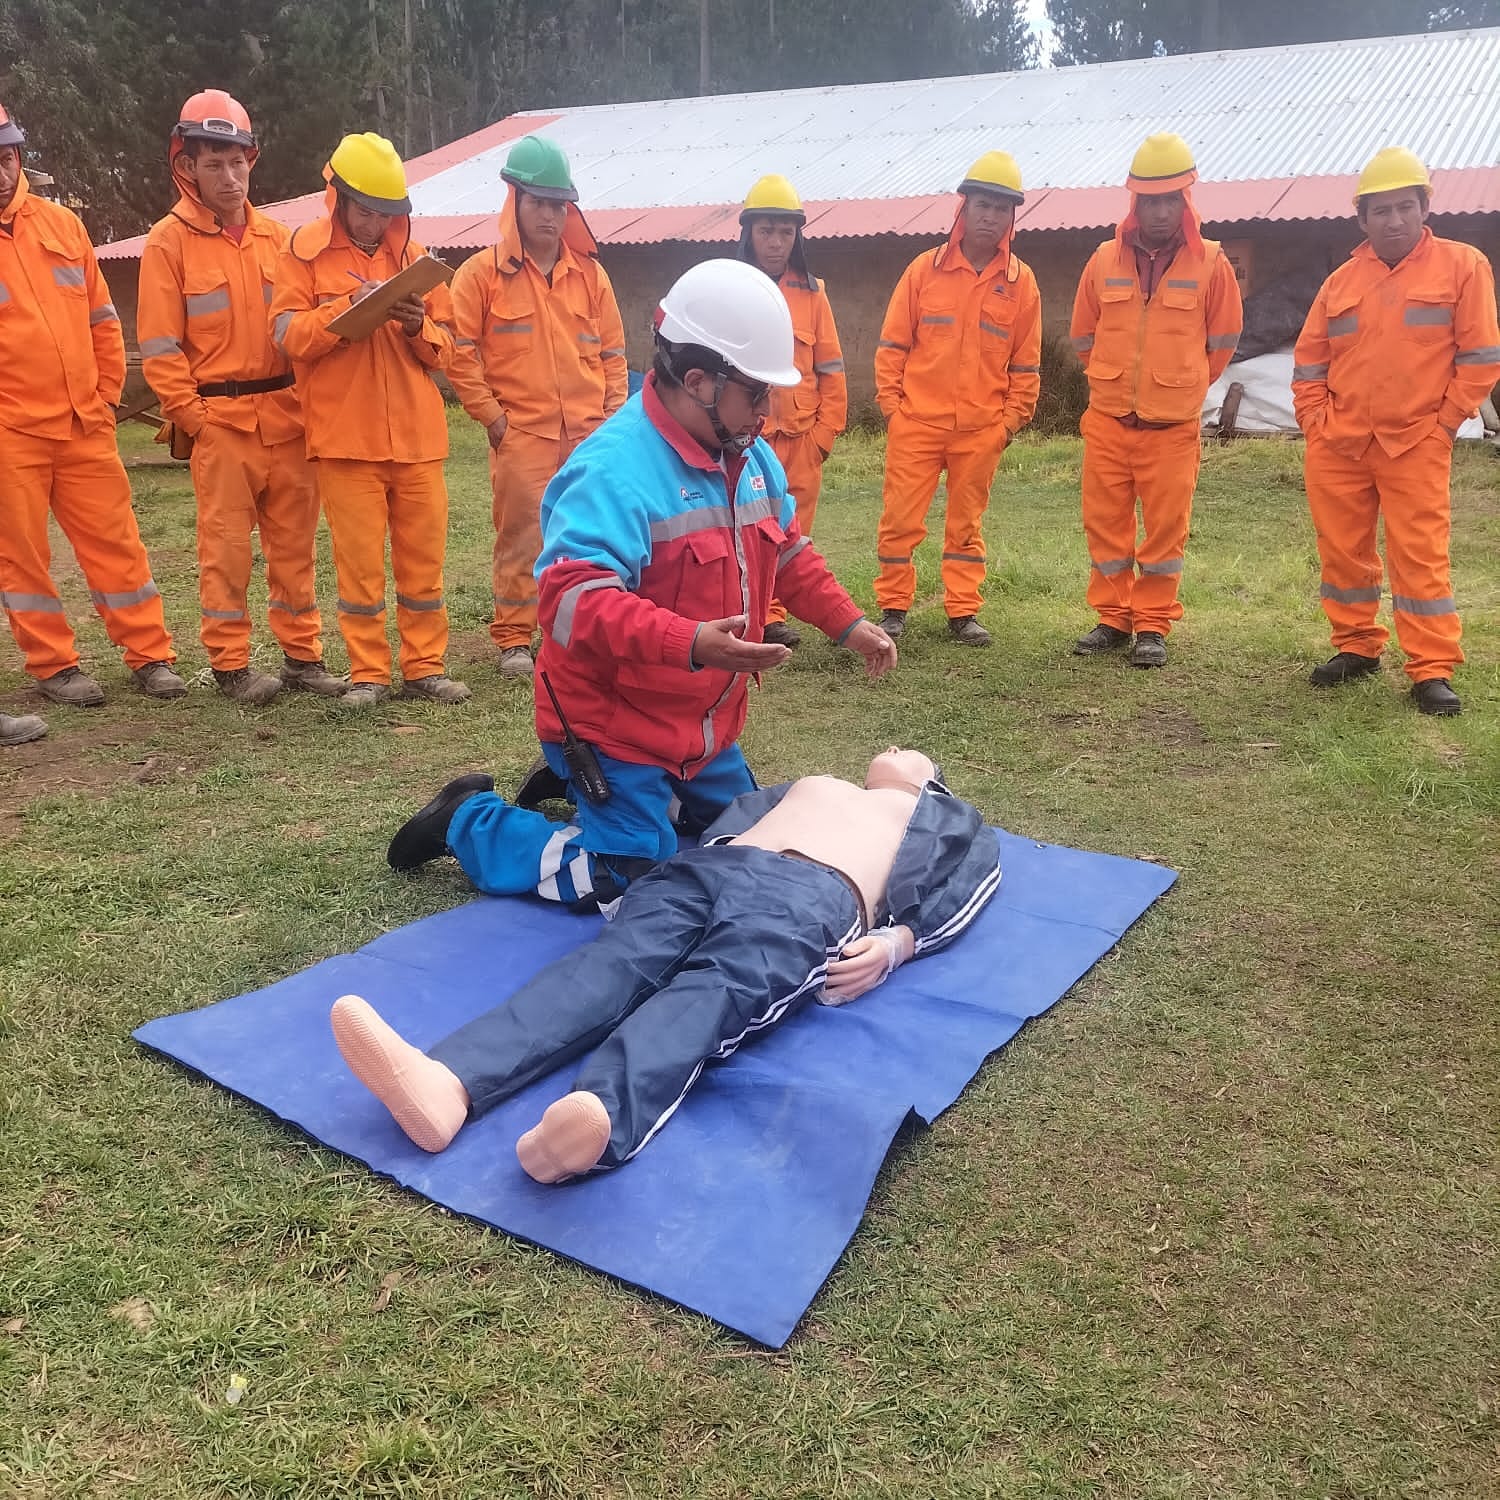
[134, 830, 1175, 1347]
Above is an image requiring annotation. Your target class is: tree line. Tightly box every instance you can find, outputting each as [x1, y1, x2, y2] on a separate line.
[1, 0, 1494, 240]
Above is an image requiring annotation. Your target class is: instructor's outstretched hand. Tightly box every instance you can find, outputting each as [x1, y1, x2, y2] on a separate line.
[843, 619, 899, 679]
[691, 615, 793, 673]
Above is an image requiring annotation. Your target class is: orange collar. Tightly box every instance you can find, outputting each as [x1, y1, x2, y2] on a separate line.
[935, 199, 1014, 278]
[494, 183, 598, 277]
[0, 168, 32, 227]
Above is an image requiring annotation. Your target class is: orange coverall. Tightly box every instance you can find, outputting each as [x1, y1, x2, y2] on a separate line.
[874, 215, 1041, 618]
[763, 269, 847, 624]
[447, 189, 626, 650]
[270, 195, 457, 687]
[0, 172, 176, 680]
[1070, 206, 1242, 636]
[1293, 227, 1500, 681]
[138, 192, 321, 673]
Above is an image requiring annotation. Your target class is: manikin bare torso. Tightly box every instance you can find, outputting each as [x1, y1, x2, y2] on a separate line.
[729, 775, 920, 927]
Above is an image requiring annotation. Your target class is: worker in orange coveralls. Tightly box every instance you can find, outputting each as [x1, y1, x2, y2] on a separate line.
[446, 134, 626, 679]
[736, 173, 848, 648]
[138, 90, 347, 707]
[1068, 133, 1243, 671]
[874, 151, 1041, 649]
[1293, 147, 1500, 717]
[270, 132, 468, 710]
[0, 102, 185, 709]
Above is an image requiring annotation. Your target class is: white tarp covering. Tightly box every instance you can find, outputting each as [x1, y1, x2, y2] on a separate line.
[1203, 345, 1488, 438]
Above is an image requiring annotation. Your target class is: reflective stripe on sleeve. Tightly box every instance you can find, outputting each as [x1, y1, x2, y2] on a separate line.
[139, 335, 183, 358]
[273, 311, 294, 345]
[812, 359, 845, 374]
[601, 347, 626, 359]
[776, 536, 810, 571]
[1455, 345, 1500, 365]
[1293, 363, 1330, 381]
[552, 575, 625, 648]
[1206, 332, 1238, 351]
[89, 303, 119, 326]
[877, 339, 910, 352]
[1010, 363, 1040, 373]
[1072, 334, 1095, 353]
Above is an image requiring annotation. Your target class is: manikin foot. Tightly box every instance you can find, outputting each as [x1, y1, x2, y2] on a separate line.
[516, 1091, 612, 1184]
[329, 994, 470, 1152]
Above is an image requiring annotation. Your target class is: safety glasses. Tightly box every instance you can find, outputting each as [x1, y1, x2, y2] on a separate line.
[726, 375, 772, 406]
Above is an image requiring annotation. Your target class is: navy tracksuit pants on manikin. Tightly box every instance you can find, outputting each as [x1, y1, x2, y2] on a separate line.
[429, 843, 865, 1169]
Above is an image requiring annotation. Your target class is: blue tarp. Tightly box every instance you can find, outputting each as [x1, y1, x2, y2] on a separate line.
[135, 830, 1175, 1347]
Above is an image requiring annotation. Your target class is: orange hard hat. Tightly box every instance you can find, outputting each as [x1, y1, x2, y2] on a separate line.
[171, 89, 256, 162]
[0, 101, 26, 150]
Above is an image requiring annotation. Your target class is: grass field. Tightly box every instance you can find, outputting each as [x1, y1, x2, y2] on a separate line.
[2, 417, 1496, 1498]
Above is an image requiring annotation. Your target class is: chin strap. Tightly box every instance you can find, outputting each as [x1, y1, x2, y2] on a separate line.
[665, 355, 763, 456]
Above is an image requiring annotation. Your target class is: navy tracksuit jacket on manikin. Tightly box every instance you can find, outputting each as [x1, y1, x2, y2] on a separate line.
[430, 775, 1003, 1170]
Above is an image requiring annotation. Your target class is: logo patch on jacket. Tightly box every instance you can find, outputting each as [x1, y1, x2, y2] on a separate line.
[750, 475, 767, 493]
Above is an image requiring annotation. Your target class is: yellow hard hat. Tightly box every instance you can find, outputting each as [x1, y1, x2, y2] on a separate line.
[1127, 134, 1197, 194]
[958, 151, 1024, 203]
[1354, 146, 1432, 205]
[741, 174, 805, 224]
[328, 132, 411, 215]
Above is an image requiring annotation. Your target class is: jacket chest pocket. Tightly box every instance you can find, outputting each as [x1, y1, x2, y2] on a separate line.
[35, 229, 87, 301]
[183, 271, 233, 343]
[917, 301, 960, 346]
[651, 525, 737, 621]
[1324, 291, 1363, 345]
[488, 305, 537, 360]
[1402, 289, 1455, 346]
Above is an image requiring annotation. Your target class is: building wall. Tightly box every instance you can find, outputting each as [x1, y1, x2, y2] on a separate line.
[107, 213, 1499, 428]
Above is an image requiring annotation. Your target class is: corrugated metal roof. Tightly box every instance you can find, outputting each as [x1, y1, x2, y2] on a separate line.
[100, 28, 1500, 257]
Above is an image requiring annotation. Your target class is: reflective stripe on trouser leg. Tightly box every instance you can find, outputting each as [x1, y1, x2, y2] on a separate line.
[938, 424, 1007, 618]
[875, 410, 948, 612]
[0, 426, 81, 676]
[386, 459, 451, 682]
[766, 429, 825, 624]
[256, 436, 323, 663]
[490, 430, 566, 649]
[1375, 432, 1462, 682]
[190, 424, 263, 670]
[317, 457, 394, 683]
[1080, 407, 1142, 632]
[573, 847, 863, 1168]
[1131, 419, 1201, 636]
[1303, 434, 1389, 660]
[47, 425, 175, 670]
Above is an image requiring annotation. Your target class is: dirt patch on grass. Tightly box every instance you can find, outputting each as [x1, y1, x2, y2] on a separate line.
[1131, 705, 1208, 747]
[0, 723, 204, 833]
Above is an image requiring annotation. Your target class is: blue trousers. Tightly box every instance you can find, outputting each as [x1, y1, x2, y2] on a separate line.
[446, 742, 755, 907]
[429, 844, 864, 1168]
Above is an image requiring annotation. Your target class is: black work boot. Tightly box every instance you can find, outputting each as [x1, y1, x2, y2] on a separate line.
[762, 621, 801, 648]
[877, 609, 907, 640]
[947, 615, 991, 648]
[1411, 678, 1461, 716]
[387, 773, 495, 872]
[515, 753, 572, 810]
[1309, 652, 1381, 687]
[1072, 623, 1132, 656]
[1129, 631, 1168, 668]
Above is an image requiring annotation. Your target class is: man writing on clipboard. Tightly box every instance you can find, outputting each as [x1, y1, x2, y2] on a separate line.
[270, 132, 469, 708]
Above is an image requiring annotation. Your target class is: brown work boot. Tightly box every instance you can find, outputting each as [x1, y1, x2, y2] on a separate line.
[213, 666, 283, 706]
[401, 674, 472, 705]
[281, 655, 349, 697]
[37, 666, 105, 707]
[947, 615, 991, 648]
[1072, 623, 1132, 656]
[133, 662, 188, 699]
[0, 711, 47, 746]
[341, 682, 391, 709]
[1129, 631, 1168, 669]
[762, 621, 802, 648]
[877, 609, 907, 640]
[498, 646, 534, 679]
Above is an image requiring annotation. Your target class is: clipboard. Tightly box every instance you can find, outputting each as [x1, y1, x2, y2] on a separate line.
[327, 255, 454, 341]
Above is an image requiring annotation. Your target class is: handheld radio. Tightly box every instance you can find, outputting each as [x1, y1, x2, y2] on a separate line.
[540, 672, 611, 804]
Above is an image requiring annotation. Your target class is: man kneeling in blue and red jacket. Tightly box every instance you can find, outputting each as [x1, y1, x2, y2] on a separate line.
[335, 749, 999, 1180]
[387, 258, 897, 908]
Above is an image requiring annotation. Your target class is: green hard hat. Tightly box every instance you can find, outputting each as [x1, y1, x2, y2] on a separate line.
[501, 134, 578, 202]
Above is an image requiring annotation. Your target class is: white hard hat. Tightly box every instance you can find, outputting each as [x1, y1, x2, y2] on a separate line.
[655, 258, 801, 387]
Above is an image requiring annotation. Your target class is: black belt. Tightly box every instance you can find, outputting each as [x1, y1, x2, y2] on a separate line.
[197, 374, 295, 398]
